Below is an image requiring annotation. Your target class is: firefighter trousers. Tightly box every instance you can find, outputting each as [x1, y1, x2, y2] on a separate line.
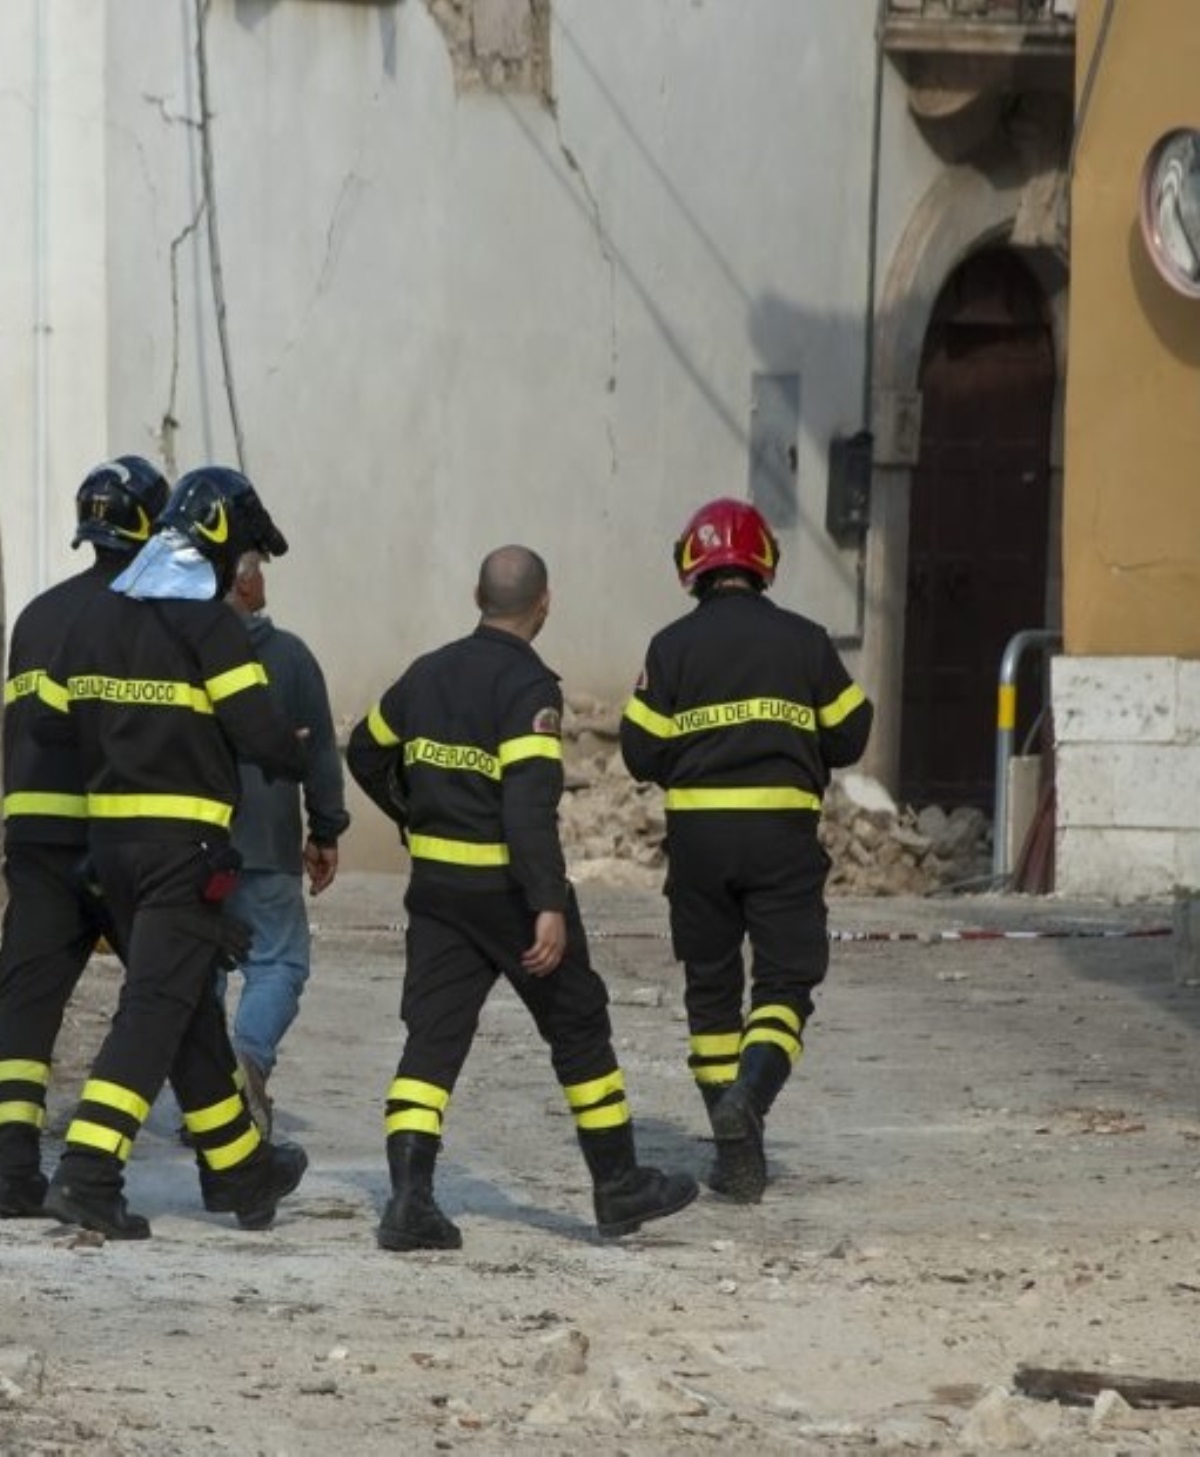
[0, 843, 112, 1165]
[57, 839, 258, 1178]
[665, 811, 831, 1034]
[397, 880, 618, 1095]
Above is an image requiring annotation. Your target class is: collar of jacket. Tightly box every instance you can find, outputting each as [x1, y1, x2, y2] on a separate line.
[473, 623, 539, 654]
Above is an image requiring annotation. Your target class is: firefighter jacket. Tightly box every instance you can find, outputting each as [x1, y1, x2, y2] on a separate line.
[347, 625, 569, 913]
[620, 589, 873, 816]
[2, 556, 126, 848]
[35, 590, 306, 844]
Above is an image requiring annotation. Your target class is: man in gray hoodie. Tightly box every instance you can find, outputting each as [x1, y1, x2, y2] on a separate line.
[223, 551, 350, 1136]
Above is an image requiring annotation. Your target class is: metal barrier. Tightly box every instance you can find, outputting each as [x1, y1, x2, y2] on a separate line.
[992, 628, 1062, 883]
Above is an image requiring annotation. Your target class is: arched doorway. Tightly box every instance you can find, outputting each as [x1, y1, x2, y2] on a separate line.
[898, 247, 1056, 809]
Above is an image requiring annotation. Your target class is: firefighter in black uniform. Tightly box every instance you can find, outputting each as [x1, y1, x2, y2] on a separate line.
[347, 545, 698, 1251]
[0, 457, 170, 1217]
[34, 467, 309, 1239]
[620, 498, 873, 1203]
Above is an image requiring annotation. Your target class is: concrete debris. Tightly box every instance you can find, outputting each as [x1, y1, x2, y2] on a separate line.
[559, 695, 993, 896]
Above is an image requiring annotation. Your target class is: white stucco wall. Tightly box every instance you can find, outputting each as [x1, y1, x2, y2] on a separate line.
[0, 0, 879, 720]
[1054, 656, 1200, 900]
[0, 0, 108, 607]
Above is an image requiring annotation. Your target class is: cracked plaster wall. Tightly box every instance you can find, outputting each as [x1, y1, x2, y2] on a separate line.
[0, 2, 885, 870]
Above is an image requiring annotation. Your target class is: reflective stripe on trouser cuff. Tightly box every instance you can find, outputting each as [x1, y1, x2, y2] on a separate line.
[665, 787, 822, 811]
[80, 1078, 150, 1123]
[688, 1031, 741, 1086]
[204, 1127, 262, 1172]
[564, 1070, 629, 1131]
[385, 1077, 449, 1138]
[0, 1059, 51, 1088]
[184, 1092, 245, 1134]
[64, 1119, 133, 1163]
[742, 1004, 805, 1062]
[407, 834, 510, 866]
[386, 1108, 443, 1137]
[0, 1100, 46, 1128]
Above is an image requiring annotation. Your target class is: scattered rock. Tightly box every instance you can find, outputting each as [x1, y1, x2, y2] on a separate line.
[558, 702, 992, 896]
[534, 1328, 589, 1377]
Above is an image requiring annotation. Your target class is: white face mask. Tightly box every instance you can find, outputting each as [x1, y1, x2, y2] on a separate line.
[110, 530, 220, 602]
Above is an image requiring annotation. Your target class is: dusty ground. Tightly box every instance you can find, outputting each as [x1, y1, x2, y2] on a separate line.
[3, 870, 1200, 1454]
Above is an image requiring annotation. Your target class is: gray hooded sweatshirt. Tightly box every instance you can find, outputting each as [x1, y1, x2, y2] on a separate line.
[231, 613, 350, 873]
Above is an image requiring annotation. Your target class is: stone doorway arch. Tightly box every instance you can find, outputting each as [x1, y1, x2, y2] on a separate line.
[860, 162, 1068, 803]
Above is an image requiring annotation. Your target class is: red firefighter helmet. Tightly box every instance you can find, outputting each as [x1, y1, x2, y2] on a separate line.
[673, 497, 780, 593]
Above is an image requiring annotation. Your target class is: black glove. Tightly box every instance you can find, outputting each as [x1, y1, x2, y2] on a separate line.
[184, 909, 253, 971]
[215, 913, 253, 969]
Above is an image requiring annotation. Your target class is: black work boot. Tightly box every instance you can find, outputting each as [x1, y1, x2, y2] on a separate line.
[200, 1141, 308, 1230]
[709, 1043, 792, 1204]
[0, 1127, 49, 1218]
[696, 1082, 736, 1197]
[578, 1123, 699, 1238]
[0, 1169, 49, 1218]
[44, 1155, 151, 1240]
[378, 1132, 462, 1252]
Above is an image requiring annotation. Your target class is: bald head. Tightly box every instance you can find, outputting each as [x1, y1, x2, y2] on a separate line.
[475, 546, 550, 641]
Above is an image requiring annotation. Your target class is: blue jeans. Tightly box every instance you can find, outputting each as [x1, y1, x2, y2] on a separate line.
[221, 870, 311, 1076]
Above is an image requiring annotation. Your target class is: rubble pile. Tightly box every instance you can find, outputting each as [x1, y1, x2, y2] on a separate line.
[559, 695, 993, 896]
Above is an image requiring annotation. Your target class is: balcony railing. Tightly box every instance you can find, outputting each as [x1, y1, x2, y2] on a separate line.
[884, 0, 1075, 56]
[887, 0, 1074, 19]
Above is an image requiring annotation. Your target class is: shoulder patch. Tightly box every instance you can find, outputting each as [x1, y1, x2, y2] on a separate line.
[532, 706, 561, 735]
[635, 667, 648, 691]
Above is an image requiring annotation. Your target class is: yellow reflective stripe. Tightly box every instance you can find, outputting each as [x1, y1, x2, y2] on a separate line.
[665, 787, 822, 812]
[67, 676, 213, 713]
[185, 1093, 245, 1134]
[385, 1107, 443, 1137]
[622, 695, 675, 739]
[688, 1033, 741, 1059]
[3, 791, 88, 820]
[741, 1026, 802, 1061]
[367, 704, 401, 747]
[65, 1119, 133, 1160]
[87, 793, 233, 827]
[564, 1069, 626, 1110]
[407, 834, 510, 867]
[37, 675, 69, 712]
[0, 1060, 51, 1087]
[498, 734, 563, 766]
[574, 1103, 631, 1131]
[0, 1101, 45, 1127]
[818, 683, 867, 728]
[673, 697, 818, 735]
[404, 737, 500, 780]
[4, 670, 44, 704]
[997, 682, 1017, 732]
[204, 1127, 262, 1172]
[205, 662, 267, 703]
[81, 1078, 150, 1123]
[747, 1003, 803, 1035]
[387, 1078, 451, 1111]
[692, 1069, 736, 1088]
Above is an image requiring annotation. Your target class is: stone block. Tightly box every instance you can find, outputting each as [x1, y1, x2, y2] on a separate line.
[1055, 745, 1115, 828]
[1177, 660, 1200, 741]
[1056, 827, 1177, 900]
[1052, 657, 1176, 745]
[1110, 744, 1200, 830]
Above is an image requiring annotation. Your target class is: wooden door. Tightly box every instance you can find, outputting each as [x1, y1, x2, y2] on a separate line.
[899, 249, 1056, 809]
